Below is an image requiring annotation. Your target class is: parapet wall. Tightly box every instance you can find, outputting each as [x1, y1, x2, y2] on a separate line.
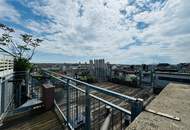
[126, 83, 190, 130]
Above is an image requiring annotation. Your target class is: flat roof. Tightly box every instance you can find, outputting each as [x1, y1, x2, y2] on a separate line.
[126, 83, 190, 130]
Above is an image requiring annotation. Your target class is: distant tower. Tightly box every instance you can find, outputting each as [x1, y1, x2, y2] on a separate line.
[94, 59, 107, 81]
[89, 60, 94, 76]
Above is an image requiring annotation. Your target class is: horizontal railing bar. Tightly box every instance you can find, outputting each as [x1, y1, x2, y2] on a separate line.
[91, 94, 131, 115]
[72, 84, 131, 114]
[68, 83, 131, 115]
[0, 74, 13, 82]
[44, 70, 143, 103]
[47, 73, 131, 115]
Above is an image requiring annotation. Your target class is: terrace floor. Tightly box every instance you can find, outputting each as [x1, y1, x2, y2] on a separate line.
[1, 110, 64, 130]
[92, 82, 154, 101]
[126, 83, 190, 130]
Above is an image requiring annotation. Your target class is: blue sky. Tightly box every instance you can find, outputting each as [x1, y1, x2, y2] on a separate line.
[0, 0, 190, 64]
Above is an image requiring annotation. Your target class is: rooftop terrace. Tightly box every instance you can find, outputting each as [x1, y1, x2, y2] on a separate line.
[1, 56, 190, 130]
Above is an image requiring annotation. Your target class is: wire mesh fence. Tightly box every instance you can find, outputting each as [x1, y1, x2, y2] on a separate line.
[44, 70, 143, 130]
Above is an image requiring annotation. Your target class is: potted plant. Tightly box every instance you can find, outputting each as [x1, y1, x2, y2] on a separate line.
[0, 23, 43, 106]
[0, 23, 42, 71]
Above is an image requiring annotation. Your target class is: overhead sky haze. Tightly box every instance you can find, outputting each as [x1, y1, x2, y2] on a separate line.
[0, 0, 190, 64]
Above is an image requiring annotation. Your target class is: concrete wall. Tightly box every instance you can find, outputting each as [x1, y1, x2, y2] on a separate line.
[155, 72, 190, 88]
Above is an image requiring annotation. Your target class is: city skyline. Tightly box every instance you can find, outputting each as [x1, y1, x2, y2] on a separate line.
[0, 0, 190, 64]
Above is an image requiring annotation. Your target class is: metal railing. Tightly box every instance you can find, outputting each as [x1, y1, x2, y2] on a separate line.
[43, 70, 143, 130]
[0, 71, 45, 128]
[0, 72, 14, 125]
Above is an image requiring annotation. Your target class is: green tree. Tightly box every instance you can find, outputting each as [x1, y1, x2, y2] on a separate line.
[0, 23, 43, 71]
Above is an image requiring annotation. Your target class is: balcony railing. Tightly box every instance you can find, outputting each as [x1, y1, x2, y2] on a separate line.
[0, 70, 44, 125]
[43, 70, 144, 130]
[0, 72, 14, 125]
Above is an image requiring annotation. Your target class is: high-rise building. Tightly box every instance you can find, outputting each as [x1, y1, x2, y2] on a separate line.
[89, 59, 110, 81]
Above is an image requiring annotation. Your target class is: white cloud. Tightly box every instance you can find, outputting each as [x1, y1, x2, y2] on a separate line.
[20, 0, 190, 64]
[0, 0, 20, 23]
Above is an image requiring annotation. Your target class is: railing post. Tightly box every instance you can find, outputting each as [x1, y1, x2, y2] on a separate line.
[75, 83, 79, 120]
[131, 99, 143, 121]
[66, 79, 70, 124]
[85, 85, 91, 130]
[124, 115, 130, 127]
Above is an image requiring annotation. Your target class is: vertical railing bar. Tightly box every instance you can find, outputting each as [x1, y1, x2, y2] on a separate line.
[72, 88, 75, 124]
[73, 88, 75, 123]
[93, 97, 95, 127]
[64, 82, 66, 116]
[111, 109, 113, 130]
[80, 91, 82, 119]
[66, 79, 70, 125]
[85, 85, 91, 130]
[75, 88, 77, 122]
[71, 87, 72, 123]
[72, 87, 74, 123]
[73, 87, 75, 124]
[98, 100, 101, 130]
[94, 97, 96, 128]
[91, 96, 93, 129]
[120, 111, 122, 130]
[82, 90, 83, 120]
[76, 88, 78, 120]
[73, 87, 74, 123]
